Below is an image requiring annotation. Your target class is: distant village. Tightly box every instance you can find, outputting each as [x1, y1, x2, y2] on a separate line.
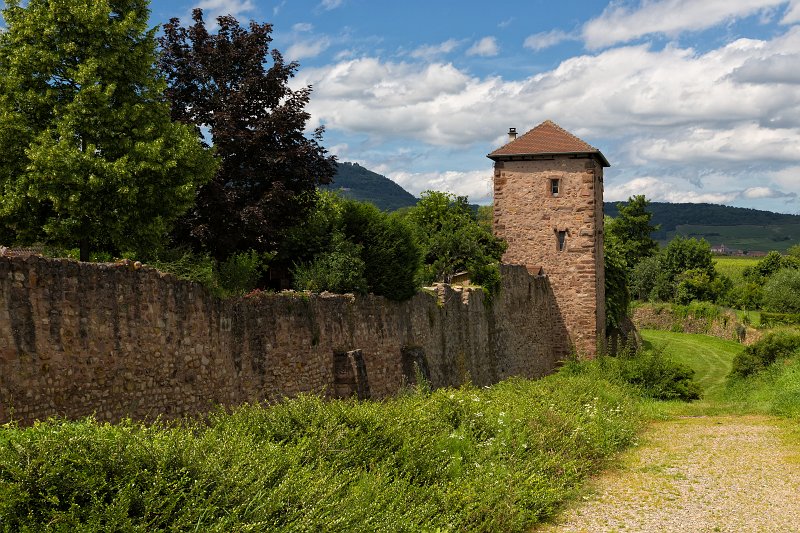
[710, 244, 768, 257]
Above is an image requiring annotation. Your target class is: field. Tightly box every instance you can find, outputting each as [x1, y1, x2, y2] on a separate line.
[666, 224, 800, 253]
[713, 256, 759, 281]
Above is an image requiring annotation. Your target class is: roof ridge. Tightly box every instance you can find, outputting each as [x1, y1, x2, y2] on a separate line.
[535, 119, 598, 151]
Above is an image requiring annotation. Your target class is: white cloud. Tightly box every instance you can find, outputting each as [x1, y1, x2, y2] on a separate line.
[298, 25, 800, 210]
[730, 53, 800, 83]
[389, 170, 493, 201]
[582, 0, 790, 49]
[742, 186, 795, 198]
[467, 37, 499, 57]
[632, 124, 800, 164]
[782, 0, 800, 22]
[292, 22, 314, 32]
[194, 0, 255, 23]
[286, 37, 332, 60]
[410, 39, 462, 60]
[524, 30, 572, 51]
[498, 18, 514, 29]
[605, 177, 740, 204]
[319, 0, 344, 10]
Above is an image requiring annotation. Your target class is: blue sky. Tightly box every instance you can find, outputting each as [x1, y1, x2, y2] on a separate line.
[6, 0, 800, 213]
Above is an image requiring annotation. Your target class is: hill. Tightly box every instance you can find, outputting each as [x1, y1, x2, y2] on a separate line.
[321, 162, 417, 211]
[605, 201, 800, 252]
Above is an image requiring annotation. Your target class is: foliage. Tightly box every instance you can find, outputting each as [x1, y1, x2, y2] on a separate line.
[630, 255, 660, 301]
[0, 0, 216, 260]
[403, 191, 507, 295]
[151, 248, 268, 298]
[283, 192, 420, 300]
[568, 347, 701, 401]
[159, 9, 336, 261]
[762, 268, 800, 313]
[605, 195, 659, 271]
[293, 232, 368, 294]
[742, 251, 800, 284]
[0, 375, 642, 532]
[759, 312, 800, 328]
[730, 332, 800, 378]
[217, 250, 270, 296]
[604, 225, 631, 331]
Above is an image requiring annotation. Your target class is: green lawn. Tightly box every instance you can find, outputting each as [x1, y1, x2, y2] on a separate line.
[640, 329, 744, 414]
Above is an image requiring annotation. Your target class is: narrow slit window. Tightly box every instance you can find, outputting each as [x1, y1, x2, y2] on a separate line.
[550, 178, 560, 196]
[557, 230, 567, 251]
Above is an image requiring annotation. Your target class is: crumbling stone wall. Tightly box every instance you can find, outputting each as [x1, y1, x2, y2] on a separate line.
[0, 256, 569, 425]
[493, 156, 605, 357]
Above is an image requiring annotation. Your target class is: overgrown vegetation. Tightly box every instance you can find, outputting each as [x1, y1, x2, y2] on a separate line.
[0, 372, 644, 532]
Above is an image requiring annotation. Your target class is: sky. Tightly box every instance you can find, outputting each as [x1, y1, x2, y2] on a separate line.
[5, 0, 800, 213]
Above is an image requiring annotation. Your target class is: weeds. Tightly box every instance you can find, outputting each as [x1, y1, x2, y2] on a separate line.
[0, 373, 643, 532]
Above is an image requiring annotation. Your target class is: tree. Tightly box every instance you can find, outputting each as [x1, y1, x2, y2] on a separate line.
[286, 192, 421, 300]
[0, 0, 216, 260]
[605, 195, 660, 271]
[403, 191, 507, 293]
[762, 268, 800, 313]
[158, 10, 336, 260]
[604, 227, 630, 331]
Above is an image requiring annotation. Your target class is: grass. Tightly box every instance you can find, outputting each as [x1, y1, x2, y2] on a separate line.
[0, 374, 643, 532]
[641, 329, 800, 418]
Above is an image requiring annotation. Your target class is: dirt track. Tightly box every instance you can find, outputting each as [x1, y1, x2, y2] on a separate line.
[538, 415, 800, 533]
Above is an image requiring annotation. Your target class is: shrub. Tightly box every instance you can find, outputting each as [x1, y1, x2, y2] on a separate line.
[730, 332, 800, 378]
[217, 250, 269, 296]
[293, 233, 368, 294]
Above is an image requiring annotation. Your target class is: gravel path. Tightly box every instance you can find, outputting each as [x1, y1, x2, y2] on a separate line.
[537, 415, 800, 532]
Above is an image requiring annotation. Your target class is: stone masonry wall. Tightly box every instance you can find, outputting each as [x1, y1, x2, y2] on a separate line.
[0, 256, 570, 425]
[493, 156, 605, 357]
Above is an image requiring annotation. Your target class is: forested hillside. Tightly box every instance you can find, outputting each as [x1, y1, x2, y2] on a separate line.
[322, 162, 418, 211]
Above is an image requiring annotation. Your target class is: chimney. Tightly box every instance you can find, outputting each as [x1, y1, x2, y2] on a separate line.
[508, 127, 517, 141]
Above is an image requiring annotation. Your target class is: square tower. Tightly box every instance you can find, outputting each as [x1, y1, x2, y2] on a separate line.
[488, 120, 609, 357]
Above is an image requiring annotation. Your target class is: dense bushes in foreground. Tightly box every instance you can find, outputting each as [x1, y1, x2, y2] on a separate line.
[0, 373, 643, 532]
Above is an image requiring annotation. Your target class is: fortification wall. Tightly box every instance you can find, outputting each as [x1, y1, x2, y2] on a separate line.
[0, 256, 569, 425]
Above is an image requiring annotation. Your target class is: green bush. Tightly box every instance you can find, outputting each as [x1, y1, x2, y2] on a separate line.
[567, 348, 701, 401]
[759, 312, 800, 327]
[217, 249, 269, 296]
[616, 350, 701, 401]
[730, 332, 800, 378]
[293, 233, 368, 294]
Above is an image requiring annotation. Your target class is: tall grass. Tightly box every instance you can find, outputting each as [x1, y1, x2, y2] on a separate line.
[0, 373, 643, 532]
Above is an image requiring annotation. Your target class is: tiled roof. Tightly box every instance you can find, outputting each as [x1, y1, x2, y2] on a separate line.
[487, 120, 610, 167]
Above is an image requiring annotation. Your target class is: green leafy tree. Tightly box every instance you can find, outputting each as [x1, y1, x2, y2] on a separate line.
[284, 192, 421, 300]
[743, 251, 799, 283]
[604, 227, 630, 331]
[0, 0, 216, 260]
[403, 191, 507, 293]
[762, 268, 800, 313]
[159, 10, 336, 261]
[605, 195, 660, 271]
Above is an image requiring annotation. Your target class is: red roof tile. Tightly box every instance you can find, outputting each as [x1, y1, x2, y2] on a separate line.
[488, 120, 610, 167]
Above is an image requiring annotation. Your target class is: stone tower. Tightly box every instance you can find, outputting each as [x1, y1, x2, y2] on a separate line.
[488, 120, 609, 357]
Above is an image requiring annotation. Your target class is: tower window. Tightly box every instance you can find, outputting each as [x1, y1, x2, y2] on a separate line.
[550, 179, 560, 196]
[557, 230, 567, 251]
